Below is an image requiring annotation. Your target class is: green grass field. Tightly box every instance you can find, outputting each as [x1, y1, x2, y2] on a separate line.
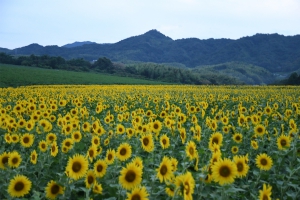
[0, 64, 168, 87]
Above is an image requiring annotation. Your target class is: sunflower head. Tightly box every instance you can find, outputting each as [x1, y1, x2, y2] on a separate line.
[45, 180, 64, 200]
[65, 154, 89, 180]
[211, 158, 237, 185]
[256, 153, 273, 171]
[117, 143, 132, 162]
[7, 175, 32, 198]
[119, 162, 142, 190]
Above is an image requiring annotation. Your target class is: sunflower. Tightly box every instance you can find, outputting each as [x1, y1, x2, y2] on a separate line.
[140, 133, 154, 153]
[25, 120, 35, 131]
[50, 142, 59, 157]
[4, 133, 12, 144]
[8, 151, 22, 168]
[30, 150, 37, 165]
[62, 138, 73, 150]
[87, 145, 98, 162]
[106, 149, 115, 165]
[165, 185, 175, 197]
[211, 158, 237, 185]
[156, 156, 173, 183]
[45, 180, 64, 200]
[231, 146, 239, 154]
[117, 143, 132, 162]
[119, 162, 143, 190]
[251, 140, 259, 150]
[175, 171, 195, 200]
[254, 124, 266, 137]
[126, 186, 149, 200]
[20, 133, 34, 148]
[238, 115, 246, 126]
[7, 174, 32, 198]
[208, 132, 223, 151]
[82, 121, 91, 132]
[151, 120, 162, 135]
[258, 183, 272, 200]
[91, 135, 100, 146]
[72, 131, 82, 143]
[17, 118, 26, 128]
[232, 133, 243, 143]
[39, 140, 48, 152]
[0, 152, 10, 169]
[233, 155, 249, 178]
[11, 133, 20, 143]
[210, 151, 221, 165]
[185, 140, 197, 160]
[277, 134, 291, 150]
[46, 132, 57, 144]
[264, 106, 272, 115]
[65, 154, 89, 180]
[94, 159, 107, 178]
[210, 119, 218, 131]
[93, 182, 103, 194]
[160, 134, 170, 149]
[179, 128, 187, 144]
[116, 124, 125, 134]
[85, 170, 96, 188]
[194, 125, 201, 141]
[126, 128, 135, 138]
[256, 153, 273, 171]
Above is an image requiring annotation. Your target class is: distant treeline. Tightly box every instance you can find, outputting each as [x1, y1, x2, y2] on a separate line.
[0, 53, 242, 85]
[273, 72, 300, 85]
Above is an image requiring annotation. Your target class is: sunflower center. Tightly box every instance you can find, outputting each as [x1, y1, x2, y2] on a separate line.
[280, 139, 287, 146]
[219, 166, 230, 177]
[125, 170, 136, 182]
[23, 137, 29, 144]
[41, 144, 46, 148]
[263, 194, 268, 200]
[51, 184, 60, 195]
[89, 150, 94, 157]
[97, 165, 103, 172]
[236, 136, 241, 141]
[14, 181, 24, 191]
[189, 147, 194, 155]
[12, 157, 19, 164]
[72, 161, 82, 172]
[32, 154, 36, 160]
[212, 138, 218, 144]
[160, 165, 168, 175]
[162, 139, 167, 145]
[184, 182, 190, 195]
[260, 158, 268, 166]
[74, 134, 79, 139]
[120, 148, 127, 156]
[88, 175, 94, 184]
[131, 194, 141, 200]
[257, 127, 263, 133]
[108, 154, 113, 160]
[153, 123, 159, 130]
[237, 162, 243, 172]
[65, 142, 71, 147]
[2, 156, 9, 164]
[94, 139, 99, 145]
[143, 138, 149, 146]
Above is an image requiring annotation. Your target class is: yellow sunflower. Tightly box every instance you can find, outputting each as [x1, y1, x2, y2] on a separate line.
[151, 120, 162, 135]
[175, 171, 195, 200]
[82, 121, 91, 132]
[116, 124, 126, 134]
[210, 151, 221, 165]
[156, 156, 173, 183]
[30, 150, 37, 165]
[277, 134, 291, 150]
[7, 175, 32, 198]
[105, 149, 115, 165]
[20, 133, 34, 148]
[258, 183, 272, 200]
[93, 182, 103, 194]
[170, 157, 178, 172]
[126, 186, 149, 200]
[132, 156, 144, 170]
[46, 132, 57, 144]
[94, 159, 107, 178]
[251, 140, 259, 150]
[8, 151, 22, 168]
[62, 138, 73, 150]
[11, 133, 20, 143]
[65, 154, 89, 180]
[209, 132, 223, 151]
[179, 128, 187, 144]
[116, 143, 132, 162]
[85, 170, 96, 188]
[91, 135, 100, 146]
[39, 140, 48, 152]
[0, 152, 10, 169]
[256, 153, 273, 171]
[45, 180, 64, 200]
[87, 145, 98, 162]
[185, 140, 197, 160]
[160, 134, 170, 149]
[72, 131, 82, 143]
[232, 133, 243, 143]
[211, 158, 237, 185]
[4, 133, 12, 144]
[231, 146, 239, 154]
[50, 142, 59, 157]
[233, 155, 249, 178]
[254, 124, 266, 137]
[140, 133, 154, 153]
[119, 162, 143, 190]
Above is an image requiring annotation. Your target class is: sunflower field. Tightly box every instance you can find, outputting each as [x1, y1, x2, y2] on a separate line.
[0, 85, 299, 200]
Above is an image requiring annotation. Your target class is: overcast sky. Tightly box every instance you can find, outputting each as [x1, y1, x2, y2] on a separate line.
[1, 0, 300, 49]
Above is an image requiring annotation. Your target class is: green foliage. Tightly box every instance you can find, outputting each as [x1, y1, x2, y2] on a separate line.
[273, 72, 300, 85]
[0, 64, 167, 87]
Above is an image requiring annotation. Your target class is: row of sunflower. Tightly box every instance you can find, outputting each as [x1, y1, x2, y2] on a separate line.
[0, 85, 299, 200]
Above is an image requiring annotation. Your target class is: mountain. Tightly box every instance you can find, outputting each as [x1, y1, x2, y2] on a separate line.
[62, 41, 97, 48]
[1, 29, 300, 73]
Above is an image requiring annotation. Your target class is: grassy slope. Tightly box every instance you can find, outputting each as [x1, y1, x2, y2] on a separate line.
[0, 64, 168, 87]
[192, 62, 277, 85]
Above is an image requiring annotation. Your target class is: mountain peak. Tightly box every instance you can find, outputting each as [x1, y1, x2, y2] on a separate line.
[143, 29, 173, 40]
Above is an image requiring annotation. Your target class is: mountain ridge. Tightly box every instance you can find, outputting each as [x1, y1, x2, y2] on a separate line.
[1, 29, 300, 73]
